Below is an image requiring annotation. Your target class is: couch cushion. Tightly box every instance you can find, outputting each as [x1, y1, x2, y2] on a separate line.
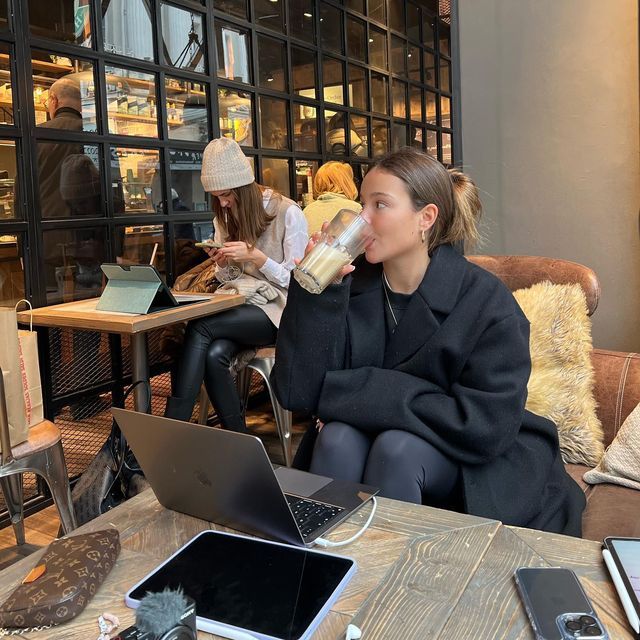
[564, 463, 591, 494]
[581, 482, 640, 542]
[514, 282, 604, 466]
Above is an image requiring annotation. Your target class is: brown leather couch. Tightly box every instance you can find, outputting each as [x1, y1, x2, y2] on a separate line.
[468, 255, 640, 541]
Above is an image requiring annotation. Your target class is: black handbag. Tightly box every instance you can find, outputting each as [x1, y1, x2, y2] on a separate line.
[70, 381, 150, 527]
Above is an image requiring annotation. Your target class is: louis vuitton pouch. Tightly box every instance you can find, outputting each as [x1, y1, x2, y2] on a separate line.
[0, 529, 120, 631]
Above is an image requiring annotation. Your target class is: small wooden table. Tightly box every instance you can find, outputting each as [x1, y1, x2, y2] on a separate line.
[17, 294, 244, 411]
[0, 492, 632, 639]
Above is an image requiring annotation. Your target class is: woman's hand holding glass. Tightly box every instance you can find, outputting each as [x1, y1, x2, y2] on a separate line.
[295, 225, 356, 284]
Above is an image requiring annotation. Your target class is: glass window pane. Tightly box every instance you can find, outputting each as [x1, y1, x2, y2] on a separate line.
[325, 110, 345, 155]
[116, 224, 166, 274]
[389, 0, 404, 33]
[32, 52, 96, 131]
[351, 115, 369, 157]
[426, 128, 437, 157]
[408, 46, 421, 81]
[390, 36, 406, 76]
[407, 3, 420, 42]
[441, 95, 451, 128]
[410, 85, 423, 122]
[258, 36, 287, 92]
[111, 147, 161, 214]
[368, 0, 385, 24]
[349, 65, 368, 111]
[392, 80, 407, 119]
[262, 158, 290, 198]
[174, 221, 212, 277]
[440, 23, 451, 56]
[0, 140, 17, 218]
[219, 87, 254, 147]
[255, 0, 284, 32]
[290, 0, 315, 44]
[442, 132, 452, 164]
[347, 17, 366, 63]
[213, 0, 247, 21]
[440, 58, 451, 92]
[0, 2, 8, 30]
[322, 57, 344, 105]
[161, 4, 206, 73]
[391, 123, 407, 151]
[44, 227, 107, 304]
[372, 119, 388, 157]
[216, 23, 251, 84]
[426, 90, 437, 125]
[320, 3, 342, 54]
[29, 0, 92, 47]
[0, 234, 25, 306]
[259, 97, 288, 150]
[410, 125, 423, 149]
[345, 0, 365, 14]
[105, 66, 157, 137]
[294, 104, 317, 152]
[169, 150, 209, 213]
[166, 78, 208, 142]
[292, 47, 316, 99]
[0, 44, 13, 125]
[295, 160, 317, 208]
[369, 28, 387, 70]
[371, 73, 388, 114]
[424, 51, 436, 86]
[103, 0, 154, 61]
[37, 142, 102, 218]
[423, 13, 436, 48]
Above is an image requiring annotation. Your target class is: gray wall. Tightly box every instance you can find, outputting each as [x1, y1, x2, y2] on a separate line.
[458, 0, 640, 351]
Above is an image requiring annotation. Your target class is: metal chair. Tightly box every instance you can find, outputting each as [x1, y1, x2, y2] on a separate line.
[198, 347, 293, 467]
[0, 368, 77, 545]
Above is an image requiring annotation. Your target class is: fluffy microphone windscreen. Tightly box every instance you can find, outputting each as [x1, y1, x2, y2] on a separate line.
[135, 588, 188, 635]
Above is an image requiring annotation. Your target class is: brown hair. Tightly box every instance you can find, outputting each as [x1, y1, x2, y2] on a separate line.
[373, 148, 482, 253]
[212, 182, 275, 247]
[313, 161, 359, 200]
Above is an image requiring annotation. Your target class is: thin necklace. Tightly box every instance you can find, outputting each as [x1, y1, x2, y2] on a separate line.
[382, 271, 399, 328]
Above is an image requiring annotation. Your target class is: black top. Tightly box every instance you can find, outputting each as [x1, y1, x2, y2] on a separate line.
[382, 277, 412, 338]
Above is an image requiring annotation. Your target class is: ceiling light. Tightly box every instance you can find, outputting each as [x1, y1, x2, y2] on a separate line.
[266, 73, 274, 82]
[303, 12, 312, 17]
[368, 38, 373, 43]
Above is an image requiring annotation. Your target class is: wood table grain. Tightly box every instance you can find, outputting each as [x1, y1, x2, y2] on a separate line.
[0, 490, 632, 639]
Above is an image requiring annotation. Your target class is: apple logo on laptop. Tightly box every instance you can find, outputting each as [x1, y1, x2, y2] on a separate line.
[194, 468, 212, 488]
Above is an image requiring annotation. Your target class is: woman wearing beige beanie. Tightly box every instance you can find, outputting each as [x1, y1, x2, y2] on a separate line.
[166, 138, 308, 432]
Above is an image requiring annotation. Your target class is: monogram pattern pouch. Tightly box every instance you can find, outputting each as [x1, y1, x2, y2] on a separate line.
[0, 529, 120, 630]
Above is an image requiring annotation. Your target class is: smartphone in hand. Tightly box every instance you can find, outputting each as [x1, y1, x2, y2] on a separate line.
[195, 240, 223, 249]
[514, 567, 609, 639]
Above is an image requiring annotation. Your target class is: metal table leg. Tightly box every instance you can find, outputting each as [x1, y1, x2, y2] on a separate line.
[130, 332, 150, 412]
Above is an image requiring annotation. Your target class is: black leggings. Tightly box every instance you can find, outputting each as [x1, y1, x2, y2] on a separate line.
[170, 304, 277, 431]
[310, 422, 461, 507]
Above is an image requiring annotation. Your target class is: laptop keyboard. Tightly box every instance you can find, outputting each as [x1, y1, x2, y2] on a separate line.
[285, 495, 344, 539]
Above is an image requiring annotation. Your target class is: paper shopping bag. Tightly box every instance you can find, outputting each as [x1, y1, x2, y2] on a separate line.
[0, 306, 28, 452]
[17, 328, 44, 427]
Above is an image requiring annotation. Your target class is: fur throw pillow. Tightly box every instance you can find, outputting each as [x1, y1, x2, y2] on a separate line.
[583, 402, 640, 490]
[513, 282, 604, 466]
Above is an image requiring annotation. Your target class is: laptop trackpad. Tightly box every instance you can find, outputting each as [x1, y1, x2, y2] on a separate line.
[274, 467, 332, 498]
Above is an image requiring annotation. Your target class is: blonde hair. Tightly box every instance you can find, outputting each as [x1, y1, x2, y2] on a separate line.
[313, 162, 358, 200]
[374, 148, 482, 253]
[213, 182, 275, 247]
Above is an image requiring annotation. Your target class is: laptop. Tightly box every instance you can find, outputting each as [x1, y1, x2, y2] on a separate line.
[97, 264, 211, 314]
[112, 408, 378, 547]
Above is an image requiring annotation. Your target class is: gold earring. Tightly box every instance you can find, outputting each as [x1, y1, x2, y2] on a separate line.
[421, 229, 426, 243]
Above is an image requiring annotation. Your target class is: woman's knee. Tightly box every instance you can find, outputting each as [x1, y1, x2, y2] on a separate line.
[369, 430, 426, 464]
[205, 339, 237, 371]
[314, 422, 369, 458]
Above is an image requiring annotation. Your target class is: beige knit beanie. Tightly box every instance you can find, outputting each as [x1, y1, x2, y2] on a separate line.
[200, 137, 255, 192]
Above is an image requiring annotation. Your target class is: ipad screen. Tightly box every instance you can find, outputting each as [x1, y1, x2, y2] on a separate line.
[608, 538, 640, 608]
[127, 531, 354, 640]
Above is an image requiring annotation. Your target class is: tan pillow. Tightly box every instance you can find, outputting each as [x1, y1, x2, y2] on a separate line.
[583, 402, 640, 489]
[513, 282, 604, 466]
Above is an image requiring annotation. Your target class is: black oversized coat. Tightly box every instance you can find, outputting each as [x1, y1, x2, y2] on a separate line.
[272, 244, 585, 536]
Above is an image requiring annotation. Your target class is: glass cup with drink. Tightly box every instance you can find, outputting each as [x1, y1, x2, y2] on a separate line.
[294, 208, 373, 294]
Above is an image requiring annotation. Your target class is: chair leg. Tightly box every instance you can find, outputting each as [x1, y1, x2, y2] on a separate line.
[197, 385, 209, 425]
[41, 442, 77, 535]
[0, 475, 25, 545]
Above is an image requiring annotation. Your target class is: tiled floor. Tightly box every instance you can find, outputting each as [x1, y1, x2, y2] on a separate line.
[0, 404, 309, 571]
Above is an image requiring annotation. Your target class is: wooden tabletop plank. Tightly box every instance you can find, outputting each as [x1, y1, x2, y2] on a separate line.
[16, 294, 244, 334]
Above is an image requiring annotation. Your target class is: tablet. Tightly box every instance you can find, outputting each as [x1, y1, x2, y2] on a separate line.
[125, 530, 356, 640]
[602, 537, 640, 634]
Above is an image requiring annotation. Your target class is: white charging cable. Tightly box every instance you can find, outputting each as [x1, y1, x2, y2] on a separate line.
[315, 497, 377, 548]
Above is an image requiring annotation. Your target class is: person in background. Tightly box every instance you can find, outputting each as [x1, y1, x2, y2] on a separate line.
[303, 162, 362, 235]
[272, 147, 585, 536]
[165, 138, 307, 431]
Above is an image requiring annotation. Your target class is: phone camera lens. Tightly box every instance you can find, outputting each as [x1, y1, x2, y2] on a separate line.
[565, 620, 582, 631]
[579, 615, 596, 626]
[583, 626, 602, 637]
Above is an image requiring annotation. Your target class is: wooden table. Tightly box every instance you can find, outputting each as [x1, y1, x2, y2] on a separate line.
[16, 294, 244, 411]
[0, 491, 633, 639]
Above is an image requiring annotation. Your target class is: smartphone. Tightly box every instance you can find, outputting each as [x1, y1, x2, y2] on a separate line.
[602, 537, 640, 634]
[514, 567, 609, 639]
[195, 240, 223, 249]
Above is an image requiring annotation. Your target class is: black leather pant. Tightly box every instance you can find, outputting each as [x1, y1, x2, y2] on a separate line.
[168, 304, 277, 431]
[310, 422, 462, 508]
